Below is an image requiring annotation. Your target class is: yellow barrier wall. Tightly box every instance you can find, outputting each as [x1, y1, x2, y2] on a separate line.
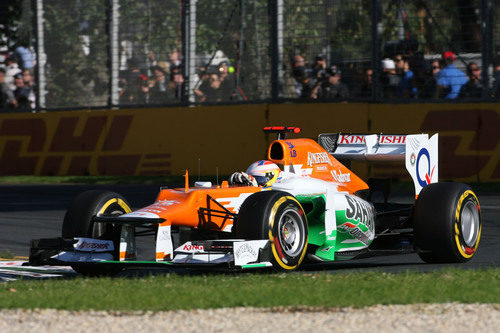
[0, 103, 499, 181]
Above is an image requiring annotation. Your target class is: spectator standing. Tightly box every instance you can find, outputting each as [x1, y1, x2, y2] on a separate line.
[356, 68, 373, 99]
[22, 69, 36, 110]
[459, 62, 482, 99]
[0, 68, 16, 110]
[169, 65, 184, 101]
[120, 57, 145, 104]
[416, 59, 440, 99]
[431, 59, 441, 78]
[394, 55, 415, 98]
[381, 58, 399, 98]
[317, 65, 349, 101]
[168, 51, 182, 72]
[292, 66, 316, 100]
[14, 46, 35, 71]
[312, 54, 327, 86]
[218, 62, 236, 101]
[492, 57, 500, 98]
[149, 66, 170, 104]
[201, 74, 223, 103]
[436, 51, 467, 99]
[194, 65, 224, 103]
[13, 73, 31, 112]
[291, 55, 307, 97]
[4, 54, 21, 91]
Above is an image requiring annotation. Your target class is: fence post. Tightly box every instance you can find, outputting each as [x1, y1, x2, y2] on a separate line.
[33, 0, 46, 110]
[108, 0, 120, 108]
[371, 0, 382, 101]
[269, 0, 283, 102]
[481, 0, 493, 99]
[182, 0, 197, 105]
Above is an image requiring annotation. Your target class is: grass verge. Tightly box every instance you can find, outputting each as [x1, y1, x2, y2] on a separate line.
[0, 249, 14, 259]
[1, 268, 498, 311]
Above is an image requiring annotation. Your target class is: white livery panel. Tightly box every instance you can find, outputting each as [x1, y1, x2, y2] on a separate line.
[318, 133, 438, 195]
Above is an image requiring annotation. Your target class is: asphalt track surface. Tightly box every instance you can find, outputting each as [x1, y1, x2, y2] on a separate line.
[0, 184, 498, 279]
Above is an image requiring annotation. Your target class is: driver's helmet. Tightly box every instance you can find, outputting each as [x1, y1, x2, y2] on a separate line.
[246, 160, 281, 187]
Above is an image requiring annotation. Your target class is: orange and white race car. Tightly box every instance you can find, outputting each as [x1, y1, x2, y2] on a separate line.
[29, 127, 482, 275]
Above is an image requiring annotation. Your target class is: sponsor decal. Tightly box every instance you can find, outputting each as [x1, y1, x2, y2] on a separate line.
[410, 153, 416, 166]
[182, 244, 205, 252]
[234, 243, 258, 260]
[0, 115, 173, 176]
[416, 148, 436, 187]
[345, 196, 375, 231]
[286, 142, 297, 157]
[73, 238, 114, 252]
[315, 165, 328, 171]
[307, 152, 332, 167]
[379, 135, 406, 144]
[139, 199, 179, 214]
[78, 241, 110, 250]
[175, 241, 205, 253]
[119, 211, 159, 219]
[234, 240, 268, 266]
[331, 170, 351, 183]
[338, 223, 372, 246]
[338, 135, 366, 144]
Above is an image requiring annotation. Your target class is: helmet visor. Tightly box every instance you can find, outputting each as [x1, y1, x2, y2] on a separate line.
[253, 175, 269, 186]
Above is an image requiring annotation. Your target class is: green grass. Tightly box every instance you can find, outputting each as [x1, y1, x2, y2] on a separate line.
[1, 268, 498, 311]
[0, 249, 14, 259]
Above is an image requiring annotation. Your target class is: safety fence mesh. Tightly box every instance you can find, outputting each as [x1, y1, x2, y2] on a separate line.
[0, 0, 499, 112]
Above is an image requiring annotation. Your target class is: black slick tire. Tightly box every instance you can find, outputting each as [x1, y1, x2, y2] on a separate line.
[414, 182, 481, 263]
[62, 190, 132, 276]
[234, 191, 308, 271]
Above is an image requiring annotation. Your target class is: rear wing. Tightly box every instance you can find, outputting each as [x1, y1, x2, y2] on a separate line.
[318, 133, 438, 195]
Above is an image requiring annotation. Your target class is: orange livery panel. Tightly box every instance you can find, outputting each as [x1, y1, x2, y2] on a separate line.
[268, 138, 368, 193]
[134, 186, 261, 230]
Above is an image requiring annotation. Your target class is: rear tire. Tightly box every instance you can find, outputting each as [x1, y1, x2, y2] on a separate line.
[234, 191, 308, 271]
[414, 182, 481, 263]
[62, 190, 132, 276]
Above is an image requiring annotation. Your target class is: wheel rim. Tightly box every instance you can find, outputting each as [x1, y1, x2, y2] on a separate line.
[460, 200, 480, 247]
[277, 208, 305, 257]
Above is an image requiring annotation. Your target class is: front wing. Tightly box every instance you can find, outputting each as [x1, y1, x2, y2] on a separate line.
[29, 237, 273, 270]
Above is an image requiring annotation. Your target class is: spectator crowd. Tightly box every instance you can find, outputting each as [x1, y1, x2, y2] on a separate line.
[118, 51, 185, 105]
[119, 50, 240, 105]
[0, 46, 36, 112]
[3, 46, 500, 112]
[291, 51, 500, 101]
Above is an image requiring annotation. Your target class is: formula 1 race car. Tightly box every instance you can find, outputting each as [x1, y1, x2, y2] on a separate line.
[29, 127, 482, 275]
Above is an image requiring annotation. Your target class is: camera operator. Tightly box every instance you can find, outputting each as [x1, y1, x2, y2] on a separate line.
[317, 65, 349, 101]
[312, 54, 327, 85]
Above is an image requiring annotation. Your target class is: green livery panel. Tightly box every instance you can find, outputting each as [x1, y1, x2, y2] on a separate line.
[296, 193, 375, 261]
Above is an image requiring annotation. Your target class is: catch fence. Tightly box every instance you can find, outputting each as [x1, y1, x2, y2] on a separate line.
[2, 0, 500, 112]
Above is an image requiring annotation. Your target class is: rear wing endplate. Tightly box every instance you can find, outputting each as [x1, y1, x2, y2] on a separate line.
[318, 133, 438, 195]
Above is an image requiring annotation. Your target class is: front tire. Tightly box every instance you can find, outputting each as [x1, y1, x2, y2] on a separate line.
[414, 182, 481, 263]
[234, 191, 308, 271]
[62, 190, 132, 276]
